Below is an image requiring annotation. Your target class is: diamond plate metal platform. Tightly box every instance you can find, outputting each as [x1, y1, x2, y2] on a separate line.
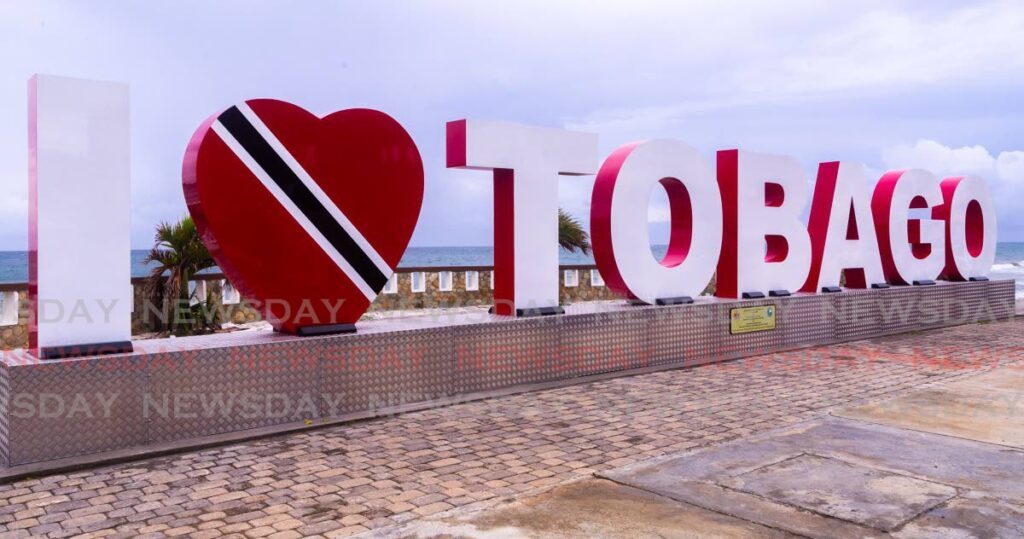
[0, 280, 1014, 468]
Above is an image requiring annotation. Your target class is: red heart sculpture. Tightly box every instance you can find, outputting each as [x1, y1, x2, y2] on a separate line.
[182, 99, 423, 334]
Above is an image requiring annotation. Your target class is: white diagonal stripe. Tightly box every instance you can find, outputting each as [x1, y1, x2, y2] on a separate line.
[211, 120, 377, 302]
[236, 102, 393, 281]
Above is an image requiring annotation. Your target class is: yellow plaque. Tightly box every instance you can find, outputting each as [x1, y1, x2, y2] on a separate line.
[730, 305, 776, 334]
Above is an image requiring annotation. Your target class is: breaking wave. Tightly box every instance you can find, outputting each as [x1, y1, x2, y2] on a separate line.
[992, 261, 1024, 273]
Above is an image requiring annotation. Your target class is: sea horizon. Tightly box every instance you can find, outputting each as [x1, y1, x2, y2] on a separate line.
[2, 243, 1022, 298]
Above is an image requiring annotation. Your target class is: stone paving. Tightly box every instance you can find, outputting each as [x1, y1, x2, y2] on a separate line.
[0, 317, 1020, 538]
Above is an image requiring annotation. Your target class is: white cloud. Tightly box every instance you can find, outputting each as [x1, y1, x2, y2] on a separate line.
[647, 205, 673, 224]
[995, 151, 1024, 184]
[882, 140, 995, 177]
[881, 139, 1024, 238]
[743, 2, 1024, 95]
[880, 139, 1024, 183]
[569, 1, 1024, 146]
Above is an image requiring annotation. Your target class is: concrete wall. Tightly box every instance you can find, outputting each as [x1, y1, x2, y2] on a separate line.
[0, 266, 624, 349]
[372, 267, 620, 310]
[0, 292, 29, 350]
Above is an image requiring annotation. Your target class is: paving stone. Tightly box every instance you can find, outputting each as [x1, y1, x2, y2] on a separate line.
[324, 525, 369, 538]
[0, 318, 1020, 536]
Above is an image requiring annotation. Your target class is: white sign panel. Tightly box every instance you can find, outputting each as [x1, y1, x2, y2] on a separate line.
[590, 139, 722, 303]
[29, 75, 133, 357]
[447, 119, 598, 315]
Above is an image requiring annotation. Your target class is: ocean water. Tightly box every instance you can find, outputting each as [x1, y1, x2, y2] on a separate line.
[1, 243, 1022, 298]
[0, 246, 603, 282]
[990, 242, 1024, 299]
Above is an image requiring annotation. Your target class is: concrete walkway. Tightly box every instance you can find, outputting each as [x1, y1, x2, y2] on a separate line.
[0, 318, 1020, 538]
[404, 359, 1024, 537]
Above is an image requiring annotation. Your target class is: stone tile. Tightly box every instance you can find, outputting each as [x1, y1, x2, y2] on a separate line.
[605, 407, 1024, 537]
[724, 454, 956, 531]
[893, 496, 1024, 538]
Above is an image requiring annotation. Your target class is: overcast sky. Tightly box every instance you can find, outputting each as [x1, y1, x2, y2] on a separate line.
[2, 0, 1023, 250]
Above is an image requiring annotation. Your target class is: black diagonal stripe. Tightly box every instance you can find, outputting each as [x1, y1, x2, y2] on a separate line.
[218, 105, 388, 292]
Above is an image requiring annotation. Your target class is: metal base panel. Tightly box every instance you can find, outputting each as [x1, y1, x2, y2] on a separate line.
[38, 341, 134, 360]
[294, 323, 358, 337]
[656, 296, 694, 306]
[0, 280, 1013, 468]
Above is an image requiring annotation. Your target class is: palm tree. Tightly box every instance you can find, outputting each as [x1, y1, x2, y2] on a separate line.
[143, 216, 215, 334]
[558, 208, 590, 254]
